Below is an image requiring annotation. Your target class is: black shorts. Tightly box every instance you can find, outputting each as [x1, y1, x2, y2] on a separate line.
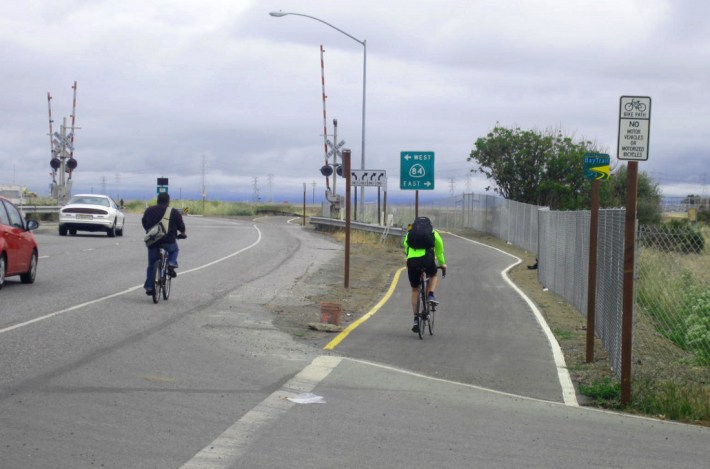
[407, 251, 438, 288]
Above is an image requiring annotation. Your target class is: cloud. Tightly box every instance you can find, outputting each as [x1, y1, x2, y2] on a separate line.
[1, 0, 708, 203]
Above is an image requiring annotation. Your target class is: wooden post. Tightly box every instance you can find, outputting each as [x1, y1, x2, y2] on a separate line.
[586, 179, 600, 362]
[343, 149, 351, 289]
[621, 161, 639, 405]
[415, 190, 419, 219]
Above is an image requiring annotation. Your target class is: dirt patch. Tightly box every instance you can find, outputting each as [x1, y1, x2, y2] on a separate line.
[269, 229, 404, 342]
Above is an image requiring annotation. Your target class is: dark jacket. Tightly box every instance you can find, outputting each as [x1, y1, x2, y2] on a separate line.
[141, 204, 185, 245]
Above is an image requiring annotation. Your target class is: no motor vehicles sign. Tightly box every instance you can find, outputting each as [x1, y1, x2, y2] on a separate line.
[617, 96, 651, 161]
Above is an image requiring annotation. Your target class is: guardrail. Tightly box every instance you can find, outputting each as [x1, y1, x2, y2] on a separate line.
[309, 216, 406, 239]
[20, 205, 61, 214]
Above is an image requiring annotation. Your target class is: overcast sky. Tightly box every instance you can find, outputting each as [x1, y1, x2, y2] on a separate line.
[2, 0, 708, 203]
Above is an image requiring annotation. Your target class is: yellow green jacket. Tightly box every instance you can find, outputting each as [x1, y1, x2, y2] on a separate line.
[403, 230, 446, 265]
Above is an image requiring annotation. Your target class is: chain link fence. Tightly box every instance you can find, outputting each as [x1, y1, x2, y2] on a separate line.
[636, 224, 710, 369]
[537, 209, 626, 377]
[323, 193, 709, 380]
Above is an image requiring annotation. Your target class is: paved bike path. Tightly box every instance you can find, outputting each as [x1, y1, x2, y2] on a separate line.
[323, 232, 571, 403]
[183, 355, 710, 469]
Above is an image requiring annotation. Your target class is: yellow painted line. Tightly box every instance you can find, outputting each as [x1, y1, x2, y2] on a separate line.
[323, 266, 406, 350]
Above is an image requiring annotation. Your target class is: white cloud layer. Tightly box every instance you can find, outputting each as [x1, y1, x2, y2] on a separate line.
[2, 0, 708, 202]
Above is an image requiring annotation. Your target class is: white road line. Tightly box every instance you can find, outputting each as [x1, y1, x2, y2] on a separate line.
[0, 225, 262, 335]
[180, 355, 342, 469]
[447, 232, 579, 407]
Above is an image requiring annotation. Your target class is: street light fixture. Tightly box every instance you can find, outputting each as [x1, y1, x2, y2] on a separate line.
[269, 10, 367, 215]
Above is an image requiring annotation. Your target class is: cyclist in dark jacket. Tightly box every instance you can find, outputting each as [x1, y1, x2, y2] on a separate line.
[141, 192, 185, 295]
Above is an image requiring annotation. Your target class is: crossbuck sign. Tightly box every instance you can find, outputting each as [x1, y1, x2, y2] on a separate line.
[350, 170, 387, 188]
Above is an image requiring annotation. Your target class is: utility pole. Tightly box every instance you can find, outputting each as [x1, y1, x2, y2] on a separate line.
[201, 155, 206, 213]
[268, 174, 274, 202]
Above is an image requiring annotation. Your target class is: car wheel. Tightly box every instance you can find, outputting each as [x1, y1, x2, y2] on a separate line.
[0, 254, 5, 290]
[59, 225, 68, 236]
[116, 223, 124, 237]
[20, 250, 38, 284]
[107, 220, 116, 237]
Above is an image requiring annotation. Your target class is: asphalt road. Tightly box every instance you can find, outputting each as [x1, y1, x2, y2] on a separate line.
[1, 215, 708, 469]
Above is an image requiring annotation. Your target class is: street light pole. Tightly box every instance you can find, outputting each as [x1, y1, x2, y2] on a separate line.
[270, 11, 366, 216]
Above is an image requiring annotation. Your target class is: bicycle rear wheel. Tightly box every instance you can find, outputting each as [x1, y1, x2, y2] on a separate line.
[151, 260, 161, 304]
[417, 284, 427, 340]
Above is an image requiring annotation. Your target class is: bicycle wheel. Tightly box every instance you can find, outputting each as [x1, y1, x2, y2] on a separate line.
[151, 260, 161, 304]
[417, 284, 427, 340]
[427, 301, 435, 335]
[162, 265, 171, 300]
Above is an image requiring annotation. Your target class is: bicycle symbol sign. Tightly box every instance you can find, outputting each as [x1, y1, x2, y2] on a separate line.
[618, 96, 651, 161]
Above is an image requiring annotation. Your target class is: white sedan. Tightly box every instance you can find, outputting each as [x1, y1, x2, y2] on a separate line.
[59, 194, 125, 237]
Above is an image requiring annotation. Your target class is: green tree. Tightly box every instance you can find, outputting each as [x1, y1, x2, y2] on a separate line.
[468, 125, 598, 209]
[600, 164, 662, 225]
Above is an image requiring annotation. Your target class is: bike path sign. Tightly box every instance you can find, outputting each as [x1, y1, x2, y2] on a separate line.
[617, 96, 651, 161]
[400, 151, 435, 190]
[584, 153, 610, 180]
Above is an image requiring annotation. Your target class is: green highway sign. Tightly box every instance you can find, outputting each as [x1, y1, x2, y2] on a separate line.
[400, 151, 435, 190]
[583, 153, 610, 180]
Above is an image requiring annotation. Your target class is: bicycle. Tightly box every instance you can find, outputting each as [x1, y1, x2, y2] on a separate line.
[415, 266, 446, 340]
[624, 99, 647, 112]
[150, 233, 186, 304]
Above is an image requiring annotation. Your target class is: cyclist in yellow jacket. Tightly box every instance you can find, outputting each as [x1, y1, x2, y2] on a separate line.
[403, 218, 447, 333]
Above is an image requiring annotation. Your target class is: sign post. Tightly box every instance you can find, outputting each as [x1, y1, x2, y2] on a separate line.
[617, 96, 651, 405]
[583, 153, 610, 363]
[400, 151, 435, 217]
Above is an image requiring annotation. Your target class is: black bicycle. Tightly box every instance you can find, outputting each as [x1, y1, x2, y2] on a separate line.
[150, 233, 186, 304]
[415, 266, 446, 339]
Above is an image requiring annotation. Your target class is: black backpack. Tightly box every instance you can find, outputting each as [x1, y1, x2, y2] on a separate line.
[408, 217, 435, 249]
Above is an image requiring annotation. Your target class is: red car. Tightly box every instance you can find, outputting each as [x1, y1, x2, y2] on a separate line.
[0, 196, 39, 289]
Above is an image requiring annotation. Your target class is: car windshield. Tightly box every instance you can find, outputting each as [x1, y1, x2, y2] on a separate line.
[69, 196, 110, 207]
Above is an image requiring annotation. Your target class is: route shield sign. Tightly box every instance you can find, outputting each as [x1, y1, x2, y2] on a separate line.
[584, 153, 610, 180]
[617, 96, 651, 161]
[400, 151, 435, 190]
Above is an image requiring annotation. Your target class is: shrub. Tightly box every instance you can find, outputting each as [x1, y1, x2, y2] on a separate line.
[640, 221, 705, 254]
